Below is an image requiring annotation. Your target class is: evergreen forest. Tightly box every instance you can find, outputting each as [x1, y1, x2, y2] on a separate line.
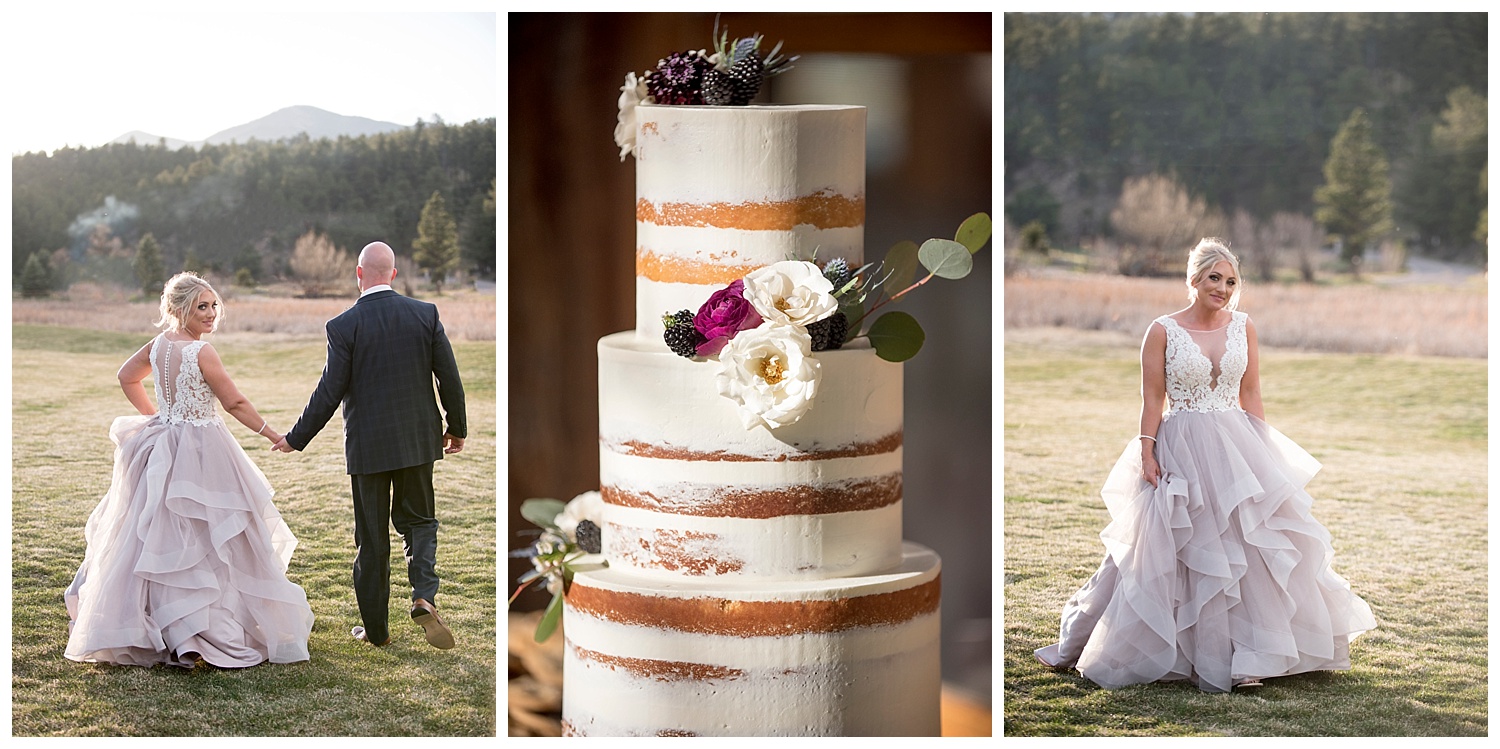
[1005, 12, 1487, 269]
[12, 117, 496, 291]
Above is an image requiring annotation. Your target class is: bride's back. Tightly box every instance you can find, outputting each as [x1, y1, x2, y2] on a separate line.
[151, 335, 219, 426]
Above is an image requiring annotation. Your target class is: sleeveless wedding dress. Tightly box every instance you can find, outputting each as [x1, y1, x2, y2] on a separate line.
[1034, 311, 1377, 693]
[64, 335, 314, 667]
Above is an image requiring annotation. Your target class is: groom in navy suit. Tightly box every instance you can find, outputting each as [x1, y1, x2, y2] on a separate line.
[274, 241, 467, 649]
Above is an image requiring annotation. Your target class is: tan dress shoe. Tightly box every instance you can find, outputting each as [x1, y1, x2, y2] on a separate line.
[411, 598, 455, 649]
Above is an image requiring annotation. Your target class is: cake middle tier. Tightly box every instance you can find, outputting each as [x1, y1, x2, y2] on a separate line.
[598, 331, 903, 581]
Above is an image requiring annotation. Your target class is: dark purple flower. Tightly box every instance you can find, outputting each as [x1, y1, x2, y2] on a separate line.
[694, 278, 762, 356]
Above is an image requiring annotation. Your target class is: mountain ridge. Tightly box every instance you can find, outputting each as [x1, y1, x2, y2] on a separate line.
[110, 105, 407, 149]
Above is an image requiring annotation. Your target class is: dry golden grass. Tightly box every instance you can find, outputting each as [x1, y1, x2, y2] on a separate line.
[12, 285, 495, 341]
[1004, 272, 1486, 358]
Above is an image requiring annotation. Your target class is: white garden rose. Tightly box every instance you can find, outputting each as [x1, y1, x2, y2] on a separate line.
[714, 322, 822, 430]
[742, 260, 839, 328]
[555, 490, 604, 544]
[613, 71, 651, 161]
[530, 531, 569, 596]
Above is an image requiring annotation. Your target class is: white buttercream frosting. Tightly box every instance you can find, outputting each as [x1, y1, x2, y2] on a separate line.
[562, 544, 941, 737]
[635, 104, 866, 204]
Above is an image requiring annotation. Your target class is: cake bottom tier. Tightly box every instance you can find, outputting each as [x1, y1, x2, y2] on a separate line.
[561, 543, 941, 737]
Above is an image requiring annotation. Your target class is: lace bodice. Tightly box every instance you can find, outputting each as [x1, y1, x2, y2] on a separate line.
[1156, 311, 1248, 415]
[151, 335, 221, 426]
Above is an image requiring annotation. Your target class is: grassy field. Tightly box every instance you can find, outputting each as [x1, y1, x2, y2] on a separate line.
[10, 321, 497, 736]
[1003, 327, 1487, 737]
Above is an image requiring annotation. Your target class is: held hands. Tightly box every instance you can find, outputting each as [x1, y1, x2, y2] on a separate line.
[271, 435, 295, 453]
[443, 433, 465, 455]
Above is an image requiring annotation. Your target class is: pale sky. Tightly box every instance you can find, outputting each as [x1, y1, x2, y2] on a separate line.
[3, 10, 497, 155]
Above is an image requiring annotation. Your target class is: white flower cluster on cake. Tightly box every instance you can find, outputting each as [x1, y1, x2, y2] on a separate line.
[663, 260, 842, 431]
[509, 491, 607, 642]
[660, 209, 994, 431]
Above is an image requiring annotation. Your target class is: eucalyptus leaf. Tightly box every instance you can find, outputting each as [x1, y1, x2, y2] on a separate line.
[955, 212, 992, 254]
[883, 241, 920, 296]
[919, 238, 973, 279]
[534, 591, 564, 643]
[520, 497, 566, 530]
[867, 311, 925, 362]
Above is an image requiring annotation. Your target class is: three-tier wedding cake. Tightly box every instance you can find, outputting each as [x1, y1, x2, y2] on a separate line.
[559, 102, 942, 737]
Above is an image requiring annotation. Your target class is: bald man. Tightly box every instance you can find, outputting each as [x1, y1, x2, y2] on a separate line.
[275, 241, 467, 649]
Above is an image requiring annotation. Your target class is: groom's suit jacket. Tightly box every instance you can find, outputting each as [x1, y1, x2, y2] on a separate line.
[285, 289, 466, 475]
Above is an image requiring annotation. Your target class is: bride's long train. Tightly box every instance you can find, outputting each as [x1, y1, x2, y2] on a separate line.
[65, 414, 313, 668]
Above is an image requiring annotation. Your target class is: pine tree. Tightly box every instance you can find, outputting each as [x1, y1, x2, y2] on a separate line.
[413, 190, 460, 294]
[134, 232, 165, 297]
[1314, 108, 1393, 276]
[21, 252, 51, 298]
[460, 179, 497, 280]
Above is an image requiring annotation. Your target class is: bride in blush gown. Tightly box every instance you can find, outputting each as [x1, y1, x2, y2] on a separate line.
[65, 272, 314, 668]
[1034, 239, 1377, 693]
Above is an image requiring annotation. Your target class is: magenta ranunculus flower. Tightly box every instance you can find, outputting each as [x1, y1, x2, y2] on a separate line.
[694, 279, 763, 356]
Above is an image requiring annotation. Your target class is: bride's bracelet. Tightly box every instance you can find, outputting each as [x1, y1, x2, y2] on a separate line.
[1138, 435, 1157, 443]
[257, 420, 269, 436]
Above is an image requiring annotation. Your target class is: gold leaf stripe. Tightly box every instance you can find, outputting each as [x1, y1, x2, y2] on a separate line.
[566, 575, 940, 637]
[636, 192, 864, 230]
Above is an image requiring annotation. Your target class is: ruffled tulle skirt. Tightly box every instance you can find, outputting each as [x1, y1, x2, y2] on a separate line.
[1035, 408, 1377, 693]
[64, 415, 314, 668]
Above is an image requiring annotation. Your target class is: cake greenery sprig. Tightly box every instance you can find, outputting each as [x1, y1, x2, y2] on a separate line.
[507, 491, 607, 642]
[614, 16, 798, 161]
[663, 212, 991, 431]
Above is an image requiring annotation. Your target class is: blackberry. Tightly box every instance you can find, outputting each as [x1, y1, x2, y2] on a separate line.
[575, 520, 602, 554]
[701, 67, 734, 106]
[645, 50, 710, 105]
[726, 55, 762, 105]
[705, 19, 796, 107]
[662, 309, 704, 359]
[807, 312, 848, 352]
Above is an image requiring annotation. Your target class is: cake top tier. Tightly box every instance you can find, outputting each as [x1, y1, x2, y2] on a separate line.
[635, 104, 866, 208]
[632, 104, 866, 342]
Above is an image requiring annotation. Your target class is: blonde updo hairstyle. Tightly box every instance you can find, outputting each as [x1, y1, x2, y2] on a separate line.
[154, 271, 222, 332]
[1185, 237, 1242, 312]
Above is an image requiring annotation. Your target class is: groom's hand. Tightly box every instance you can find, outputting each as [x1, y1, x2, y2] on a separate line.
[443, 433, 465, 455]
[271, 436, 295, 453]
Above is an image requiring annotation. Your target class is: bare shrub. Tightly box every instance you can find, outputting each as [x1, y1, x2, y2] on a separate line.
[1110, 174, 1225, 276]
[289, 231, 355, 298]
[396, 254, 419, 296]
[1269, 213, 1325, 283]
[1003, 217, 1021, 277]
[1372, 238, 1408, 273]
[1228, 210, 1276, 283]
